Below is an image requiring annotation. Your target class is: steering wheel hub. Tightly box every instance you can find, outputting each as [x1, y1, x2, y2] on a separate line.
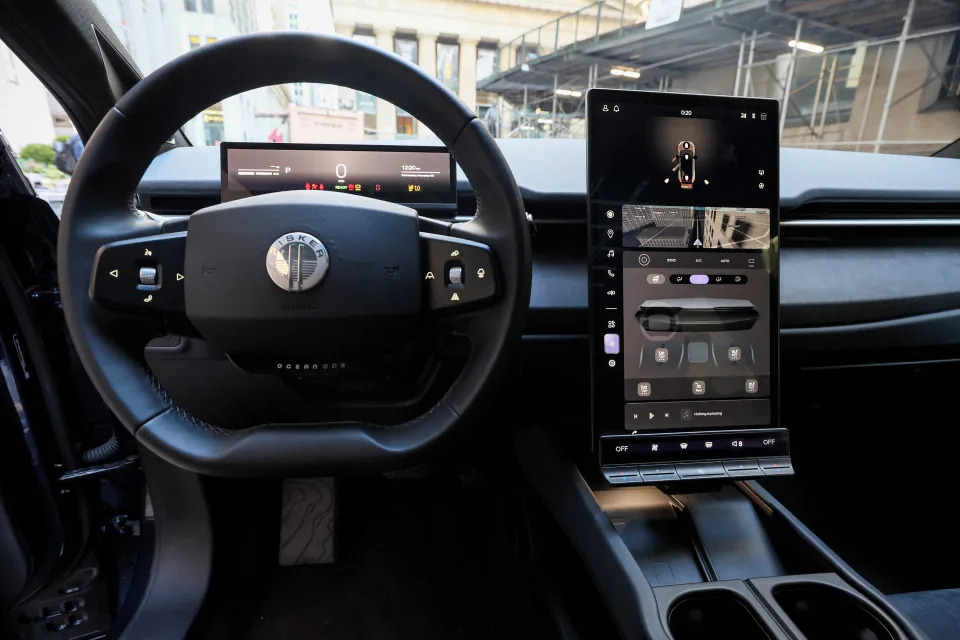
[265, 231, 330, 292]
[183, 190, 422, 357]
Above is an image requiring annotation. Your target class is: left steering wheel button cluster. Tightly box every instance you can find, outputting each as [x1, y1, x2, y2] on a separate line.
[420, 232, 497, 310]
[91, 232, 187, 313]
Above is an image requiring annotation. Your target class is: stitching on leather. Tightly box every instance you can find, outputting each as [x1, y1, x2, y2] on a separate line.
[146, 364, 233, 434]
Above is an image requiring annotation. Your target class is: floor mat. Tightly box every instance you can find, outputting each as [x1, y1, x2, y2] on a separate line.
[196, 471, 542, 640]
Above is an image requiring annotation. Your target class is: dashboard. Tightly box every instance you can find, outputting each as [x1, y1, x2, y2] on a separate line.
[137, 142, 960, 356]
[129, 136, 960, 489]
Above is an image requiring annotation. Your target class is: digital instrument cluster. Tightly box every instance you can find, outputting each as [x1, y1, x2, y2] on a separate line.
[220, 143, 456, 208]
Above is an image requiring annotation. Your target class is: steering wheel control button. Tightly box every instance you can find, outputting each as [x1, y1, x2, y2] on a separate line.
[139, 267, 158, 287]
[447, 265, 464, 286]
[421, 232, 497, 311]
[90, 232, 187, 314]
[265, 232, 329, 292]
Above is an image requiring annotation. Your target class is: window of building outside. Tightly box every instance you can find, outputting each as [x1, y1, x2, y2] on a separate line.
[3, 48, 18, 83]
[476, 44, 499, 82]
[203, 102, 224, 144]
[293, 82, 303, 103]
[394, 36, 418, 136]
[779, 51, 857, 128]
[201, 0, 213, 13]
[516, 44, 537, 63]
[939, 37, 960, 103]
[437, 41, 459, 93]
[183, 0, 196, 11]
[919, 34, 960, 111]
[289, 13, 299, 29]
[189, 35, 217, 50]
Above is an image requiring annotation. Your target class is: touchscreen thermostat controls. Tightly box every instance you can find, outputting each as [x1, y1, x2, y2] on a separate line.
[587, 89, 786, 484]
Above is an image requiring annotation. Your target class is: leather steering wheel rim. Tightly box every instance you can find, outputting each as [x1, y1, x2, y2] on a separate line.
[58, 33, 531, 477]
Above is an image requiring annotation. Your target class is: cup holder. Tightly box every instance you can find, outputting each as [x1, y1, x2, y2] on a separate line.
[773, 583, 896, 640]
[668, 591, 773, 640]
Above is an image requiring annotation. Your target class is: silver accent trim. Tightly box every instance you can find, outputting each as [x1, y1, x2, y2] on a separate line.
[782, 218, 960, 228]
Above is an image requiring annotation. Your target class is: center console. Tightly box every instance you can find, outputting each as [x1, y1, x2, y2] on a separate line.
[514, 89, 918, 639]
[587, 89, 791, 485]
[514, 427, 922, 640]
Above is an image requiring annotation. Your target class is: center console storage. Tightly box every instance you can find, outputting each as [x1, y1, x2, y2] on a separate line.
[656, 583, 783, 640]
[652, 576, 905, 640]
[753, 574, 901, 640]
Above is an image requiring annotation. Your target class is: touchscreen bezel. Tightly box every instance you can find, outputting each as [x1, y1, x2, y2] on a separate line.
[586, 88, 781, 456]
[219, 142, 458, 211]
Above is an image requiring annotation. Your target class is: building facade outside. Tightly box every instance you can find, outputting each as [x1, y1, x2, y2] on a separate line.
[97, 0, 291, 145]
[331, 0, 604, 139]
[0, 40, 59, 154]
[95, 0, 590, 142]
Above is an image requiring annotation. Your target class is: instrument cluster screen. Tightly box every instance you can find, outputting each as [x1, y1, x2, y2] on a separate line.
[587, 89, 780, 458]
[220, 143, 456, 207]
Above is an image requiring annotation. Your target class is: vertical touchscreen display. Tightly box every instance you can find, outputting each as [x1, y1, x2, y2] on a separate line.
[588, 90, 779, 446]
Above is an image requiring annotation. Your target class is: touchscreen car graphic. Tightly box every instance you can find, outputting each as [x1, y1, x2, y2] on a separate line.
[636, 298, 758, 332]
[672, 141, 696, 189]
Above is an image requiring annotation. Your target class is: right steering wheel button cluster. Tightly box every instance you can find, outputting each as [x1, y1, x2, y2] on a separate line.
[420, 232, 497, 310]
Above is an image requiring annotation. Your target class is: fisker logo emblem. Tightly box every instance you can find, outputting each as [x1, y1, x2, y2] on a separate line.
[266, 232, 329, 292]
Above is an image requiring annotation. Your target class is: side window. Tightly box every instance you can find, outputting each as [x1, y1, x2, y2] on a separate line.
[0, 39, 80, 215]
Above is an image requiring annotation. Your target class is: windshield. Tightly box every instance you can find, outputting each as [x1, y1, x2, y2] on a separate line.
[69, 1, 960, 155]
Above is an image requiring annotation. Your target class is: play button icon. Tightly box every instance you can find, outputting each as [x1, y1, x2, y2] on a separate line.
[648, 412, 655, 420]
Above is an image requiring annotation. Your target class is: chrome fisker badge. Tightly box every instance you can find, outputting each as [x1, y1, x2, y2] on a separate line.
[266, 232, 329, 292]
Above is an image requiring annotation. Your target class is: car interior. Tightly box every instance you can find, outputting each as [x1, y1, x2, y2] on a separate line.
[3, 1, 960, 639]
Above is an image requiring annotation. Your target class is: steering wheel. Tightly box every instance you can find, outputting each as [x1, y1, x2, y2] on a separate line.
[58, 33, 531, 477]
